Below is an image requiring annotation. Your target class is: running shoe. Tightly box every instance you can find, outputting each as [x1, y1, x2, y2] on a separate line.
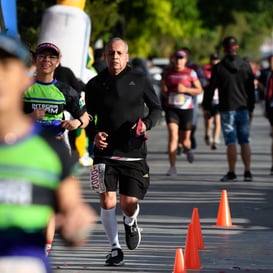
[105, 248, 124, 266]
[176, 146, 182, 155]
[211, 142, 217, 150]
[186, 149, 194, 163]
[204, 135, 210, 145]
[166, 166, 177, 176]
[220, 172, 237, 182]
[124, 217, 141, 250]
[244, 171, 253, 182]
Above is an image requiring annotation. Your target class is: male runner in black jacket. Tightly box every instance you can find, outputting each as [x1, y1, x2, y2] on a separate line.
[85, 37, 161, 266]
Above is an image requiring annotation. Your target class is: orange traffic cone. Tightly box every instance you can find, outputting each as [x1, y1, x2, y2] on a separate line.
[216, 189, 233, 227]
[173, 248, 187, 273]
[191, 208, 205, 249]
[184, 223, 201, 270]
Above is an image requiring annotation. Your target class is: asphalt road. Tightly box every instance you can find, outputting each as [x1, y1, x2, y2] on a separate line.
[50, 104, 273, 273]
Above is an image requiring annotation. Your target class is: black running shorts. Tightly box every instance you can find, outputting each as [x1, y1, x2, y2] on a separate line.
[165, 108, 193, 130]
[267, 107, 273, 126]
[93, 158, 150, 200]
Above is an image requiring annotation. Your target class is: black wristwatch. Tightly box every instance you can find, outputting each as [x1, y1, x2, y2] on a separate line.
[77, 117, 83, 128]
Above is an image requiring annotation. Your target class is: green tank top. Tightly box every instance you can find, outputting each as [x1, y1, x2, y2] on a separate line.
[0, 126, 73, 232]
[24, 81, 66, 121]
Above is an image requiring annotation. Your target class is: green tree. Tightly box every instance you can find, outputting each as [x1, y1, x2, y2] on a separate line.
[15, 0, 273, 62]
[117, 0, 205, 57]
[17, 0, 55, 49]
[85, 0, 122, 47]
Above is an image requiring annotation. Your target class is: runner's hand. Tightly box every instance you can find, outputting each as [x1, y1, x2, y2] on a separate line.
[94, 132, 108, 150]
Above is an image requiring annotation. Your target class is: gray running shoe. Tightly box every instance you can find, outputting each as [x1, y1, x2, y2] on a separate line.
[186, 149, 194, 163]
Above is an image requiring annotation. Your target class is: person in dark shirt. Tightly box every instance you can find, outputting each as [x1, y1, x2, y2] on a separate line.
[201, 53, 221, 150]
[85, 37, 161, 266]
[54, 64, 91, 164]
[260, 55, 273, 175]
[54, 64, 84, 94]
[93, 48, 107, 73]
[203, 36, 255, 182]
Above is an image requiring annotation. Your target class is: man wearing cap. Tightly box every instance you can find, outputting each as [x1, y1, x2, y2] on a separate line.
[203, 36, 255, 182]
[24, 42, 89, 139]
[0, 34, 96, 273]
[23, 41, 90, 255]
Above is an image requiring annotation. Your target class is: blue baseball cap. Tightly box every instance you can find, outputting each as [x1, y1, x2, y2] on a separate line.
[0, 33, 32, 67]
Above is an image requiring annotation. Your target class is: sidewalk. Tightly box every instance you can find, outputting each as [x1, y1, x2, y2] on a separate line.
[51, 105, 273, 273]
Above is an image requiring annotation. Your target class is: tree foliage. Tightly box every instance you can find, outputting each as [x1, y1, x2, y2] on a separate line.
[16, 0, 273, 62]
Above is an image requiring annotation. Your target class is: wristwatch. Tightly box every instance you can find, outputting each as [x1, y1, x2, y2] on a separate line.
[77, 117, 83, 128]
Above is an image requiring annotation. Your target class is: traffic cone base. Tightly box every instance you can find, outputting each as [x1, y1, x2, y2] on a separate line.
[216, 189, 233, 227]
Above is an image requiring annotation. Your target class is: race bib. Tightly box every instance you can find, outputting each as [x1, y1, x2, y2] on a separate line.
[168, 93, 185, 106]
[168, 93, 192, 109]
[90, 163, 106, 193]
[0, 180, 32, 205]
[0, 257, 46, 273]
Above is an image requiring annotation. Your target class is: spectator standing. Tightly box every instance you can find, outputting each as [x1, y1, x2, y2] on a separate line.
[202, 53, 221, 149]
[23, 42, 90, 256]
[161, 50, 202, 176]
[85, 37, 161, 266]
[0, 33, 96, 273]
[203, 36, 255, 182]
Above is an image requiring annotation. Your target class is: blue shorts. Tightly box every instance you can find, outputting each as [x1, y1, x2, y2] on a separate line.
[220, 109, 250, 145]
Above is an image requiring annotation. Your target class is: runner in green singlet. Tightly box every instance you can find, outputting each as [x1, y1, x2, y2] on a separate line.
[23, 42, 92, 255]
[0, 34, 96, 273]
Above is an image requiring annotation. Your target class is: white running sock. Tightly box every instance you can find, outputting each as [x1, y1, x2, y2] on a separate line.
[123, 204, 140, 226]
[101, 207, 121, 249]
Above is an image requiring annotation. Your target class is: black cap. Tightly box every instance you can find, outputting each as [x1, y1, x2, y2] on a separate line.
[0, 33, 32, 67]
[174, 50, 187, 58]
[210, 53, 220, 61]
[222, 36, 239, 51]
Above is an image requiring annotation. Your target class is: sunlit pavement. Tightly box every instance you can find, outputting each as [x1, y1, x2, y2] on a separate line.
[51, 104, 273, 273]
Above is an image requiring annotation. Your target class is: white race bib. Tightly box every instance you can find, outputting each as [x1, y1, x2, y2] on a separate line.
[0, 180, 32, 205]
[0, 257, 46, 273]
[168, 93, 192, 109]
[90, 163, 106, 193]
[168, 93, 185, 106]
